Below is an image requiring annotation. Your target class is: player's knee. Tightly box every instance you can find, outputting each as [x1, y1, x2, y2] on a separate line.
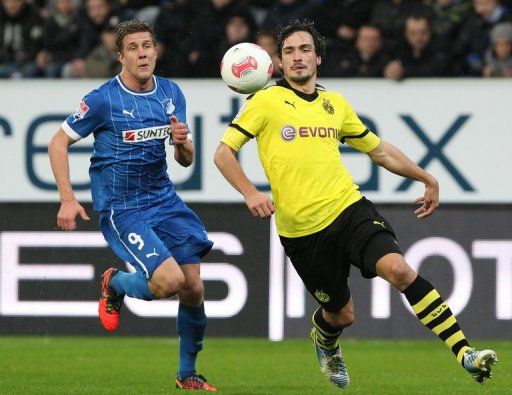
[151, 270, 185, 299]
[179, 278, 204, 306]
[185, 281, 204, 300]
[339, 309, 355, 327]
[328, 307, 355, 328]
[387, 260, 415, 290]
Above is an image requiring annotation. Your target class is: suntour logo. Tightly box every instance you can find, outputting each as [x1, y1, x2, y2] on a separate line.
[123, 126, 170, 142]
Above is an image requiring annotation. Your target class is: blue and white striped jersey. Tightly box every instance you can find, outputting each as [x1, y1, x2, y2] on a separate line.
[62, 75, 187, 211]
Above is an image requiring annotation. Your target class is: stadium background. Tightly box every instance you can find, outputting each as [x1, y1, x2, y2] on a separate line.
[0, 1, 511, 341]
[1, 78, 511, 342]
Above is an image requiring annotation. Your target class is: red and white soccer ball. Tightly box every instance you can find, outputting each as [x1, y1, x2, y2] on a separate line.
[220, 43, 273, 94]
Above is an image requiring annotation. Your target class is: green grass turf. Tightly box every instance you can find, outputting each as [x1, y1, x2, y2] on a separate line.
[0, 337, 509, 394]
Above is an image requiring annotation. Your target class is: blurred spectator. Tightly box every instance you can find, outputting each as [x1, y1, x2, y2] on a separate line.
[62, 0, 118, 78]
[453, 0, 512, 75]
[84, 19, 120, 78]
[219, 11, 256, 53]
[430, 0, 472, 41]
[205, 11, 257, 77]
[325, 24, 389, 77]
[154, 0, 197, 77]
[256, 29, 281, 77]
[36, 0, 81, 78]
[310, 0, 373, 42]
[261, 0, 312, 31]
[371, 0, 432, 51]
[0, 0, 43, 78]
[115, 0, 160, 24]
[188, 0, 239, 77]
[483, 21, 512, 76]
[384, 14, 447, 80]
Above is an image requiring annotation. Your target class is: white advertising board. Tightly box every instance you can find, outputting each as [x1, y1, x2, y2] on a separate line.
[0, 79, 510, 203]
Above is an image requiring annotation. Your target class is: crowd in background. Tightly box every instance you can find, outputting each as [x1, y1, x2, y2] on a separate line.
[1, 0, 512, 80]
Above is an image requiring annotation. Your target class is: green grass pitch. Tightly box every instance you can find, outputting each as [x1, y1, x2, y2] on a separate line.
[0, 337, 509, 394]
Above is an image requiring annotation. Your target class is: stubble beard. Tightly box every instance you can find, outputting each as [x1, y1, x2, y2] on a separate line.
[288, 70, 313, 84]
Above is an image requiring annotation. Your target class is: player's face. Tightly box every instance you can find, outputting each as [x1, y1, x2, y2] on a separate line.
[119, 32, 157, 84]
[280, 31, 321, 84]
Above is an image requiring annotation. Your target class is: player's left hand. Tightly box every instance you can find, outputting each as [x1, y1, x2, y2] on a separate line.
[170, 115, 188, 145]
[414, 179, 439, 218]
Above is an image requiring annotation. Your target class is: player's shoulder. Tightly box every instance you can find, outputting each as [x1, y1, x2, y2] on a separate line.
[154, 75, 186, 98]
[317, 85, 350, 106]
[81, 79, 116, 107]
[245, 82, 283, 103]
[155, 75, 181, 91]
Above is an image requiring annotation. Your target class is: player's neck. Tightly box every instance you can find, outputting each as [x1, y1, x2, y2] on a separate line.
[285, 77, 316, 94]
[120, 70, 154, 92]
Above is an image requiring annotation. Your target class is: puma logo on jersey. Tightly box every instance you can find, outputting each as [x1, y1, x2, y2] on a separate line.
[373, 220, 385, 228]
[123, 125, 170, 142]
[285, 100, 296, 109]
[145, 248, 159, 258]
[122, 109, 135, 118]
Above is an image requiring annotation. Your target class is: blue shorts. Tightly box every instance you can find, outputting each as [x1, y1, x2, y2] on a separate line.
[99, 196, 213, 279]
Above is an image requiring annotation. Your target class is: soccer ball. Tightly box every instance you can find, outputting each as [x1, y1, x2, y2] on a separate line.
[220, 42, 273, 94]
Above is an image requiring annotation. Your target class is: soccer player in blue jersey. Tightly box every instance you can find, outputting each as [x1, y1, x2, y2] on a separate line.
[48, 19, 218, 392]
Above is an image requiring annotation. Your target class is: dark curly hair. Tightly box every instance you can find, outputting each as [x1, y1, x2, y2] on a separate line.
[277, 19, 326, 60]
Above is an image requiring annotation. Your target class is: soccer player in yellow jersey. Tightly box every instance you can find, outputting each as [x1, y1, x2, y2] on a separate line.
[214, 20, 497, 388]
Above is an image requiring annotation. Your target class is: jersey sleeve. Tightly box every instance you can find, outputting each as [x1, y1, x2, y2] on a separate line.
[168, 82, 191, 143]
[340, 102, 380, 153]
[62, 89, 106, 141]
[220, 94, 265, 152]
[172, 83, 187, 124]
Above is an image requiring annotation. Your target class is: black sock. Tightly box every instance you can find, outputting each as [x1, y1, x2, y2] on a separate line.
[311, 307, 342, 350]
[403, 275, 471, 365]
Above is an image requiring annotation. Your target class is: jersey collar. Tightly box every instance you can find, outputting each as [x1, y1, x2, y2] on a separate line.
[116, 74, 158, 96]
[275, 78, 319, 102]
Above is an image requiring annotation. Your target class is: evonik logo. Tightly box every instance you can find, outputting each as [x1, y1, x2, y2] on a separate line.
[280, 125, 341, 142]
[122, 125, 171, 142]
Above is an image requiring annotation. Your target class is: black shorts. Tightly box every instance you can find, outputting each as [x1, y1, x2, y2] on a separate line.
[279, 197, 402, 312]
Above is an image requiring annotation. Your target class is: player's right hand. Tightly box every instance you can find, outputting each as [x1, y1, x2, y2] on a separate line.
[57, 200, 90, 231]
[245, 191, 274, 218]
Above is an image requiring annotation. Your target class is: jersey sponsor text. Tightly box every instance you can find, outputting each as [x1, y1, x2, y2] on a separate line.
[123, 126, 170, 142]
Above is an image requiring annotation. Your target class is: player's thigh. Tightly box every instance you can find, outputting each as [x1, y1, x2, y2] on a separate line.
[153, 199, 213, 264]
[150, 256, 185, 291]
[345, 198, 402, 279]
[100, 209, 172, 279]
[280, 232, 351, 312]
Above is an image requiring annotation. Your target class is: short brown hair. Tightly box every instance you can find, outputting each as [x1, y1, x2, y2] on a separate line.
[115, 19, 156, 52]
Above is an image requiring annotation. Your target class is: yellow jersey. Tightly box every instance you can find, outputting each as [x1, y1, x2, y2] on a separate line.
[221, 79, 380, 238]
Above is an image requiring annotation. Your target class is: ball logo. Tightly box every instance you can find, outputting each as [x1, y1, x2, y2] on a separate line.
[231, 56, 258, 78]
[281, 125, 296, 142]
[268, 63, 273, 76]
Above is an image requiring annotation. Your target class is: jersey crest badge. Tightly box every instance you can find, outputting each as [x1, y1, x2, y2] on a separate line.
[314, 290, 330, 303]
[322, 99, 334, 115]
[165, 99, 176, 115]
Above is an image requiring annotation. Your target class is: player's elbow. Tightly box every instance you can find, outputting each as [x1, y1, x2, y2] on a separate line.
[214, 143, 234, 170]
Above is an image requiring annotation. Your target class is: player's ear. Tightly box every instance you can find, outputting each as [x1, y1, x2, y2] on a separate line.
[317, 56, 322, 66]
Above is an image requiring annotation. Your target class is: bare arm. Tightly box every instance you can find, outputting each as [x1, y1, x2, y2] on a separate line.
[48, 128, 90, 230]
[214, 142, 274, 218]
[367, 140, 439, 218]
[170, 115, 194, 167]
